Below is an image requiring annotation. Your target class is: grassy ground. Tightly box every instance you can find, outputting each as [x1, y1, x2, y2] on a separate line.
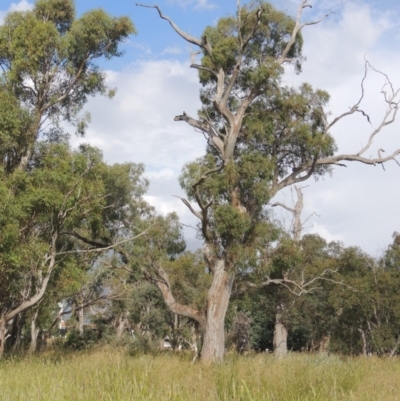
[1, 350, 399, 400]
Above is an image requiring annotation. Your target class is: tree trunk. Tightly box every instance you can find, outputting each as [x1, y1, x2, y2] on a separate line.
[10, 313, 24, 352]
[318, 335, 330, 354]
[28, 312, 40, 355]
[358, 328, 367, 356]
[116, 315, 128, 338]
[200, 261, 234, 364]
[78, 307, 84, 336]
[0, 318, 7, 358]
[273, 306, 288, 358]
[389, 335, 400, 357]
[191, 325, 200, 362]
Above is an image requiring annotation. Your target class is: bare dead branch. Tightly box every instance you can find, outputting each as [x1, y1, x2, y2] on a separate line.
[174, 111, 225, 159]
[136, 4, 213, 56]
[326, 62, 369, 131]
[275, 146, 400, 193]
[173, 195, 203, 221]
[324, 60, 400, 166]
[190, 64, 218, 78]
[302, 12, 333, 28]
[279, 1, 332, 64]
[271, 202, 294, 213]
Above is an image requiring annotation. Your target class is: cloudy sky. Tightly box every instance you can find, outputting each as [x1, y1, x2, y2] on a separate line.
[1, 0, 400, 256]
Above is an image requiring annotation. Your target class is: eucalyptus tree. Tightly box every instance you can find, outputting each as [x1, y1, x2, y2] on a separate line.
[0, 0, 135, 172]
[331, 244, 400, 356]
[139, 0, 400, 363]
[0, 0, 136, 357]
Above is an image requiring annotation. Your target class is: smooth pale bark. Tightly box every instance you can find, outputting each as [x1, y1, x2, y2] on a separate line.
[78, 307, 84, 336]
[154, 264, 206, 328]
[191, 326, 200, 362]
[273, 306, 288, 357]
[389, 335, 400, 357]
[28, 311, 40, 354]
[200, 260, 234, 364]
[116, 315, 129, 338]
[358, 328, 367, 357]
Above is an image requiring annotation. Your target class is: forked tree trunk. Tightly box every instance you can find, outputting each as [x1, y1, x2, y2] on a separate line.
[273, 305, 288, 357]
[200, 261, 234, 364]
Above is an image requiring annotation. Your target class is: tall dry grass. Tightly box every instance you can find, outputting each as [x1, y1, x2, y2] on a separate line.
[1, 350, 399, 400]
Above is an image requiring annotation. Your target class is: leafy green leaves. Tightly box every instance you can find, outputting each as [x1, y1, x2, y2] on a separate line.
[0, 0, 136, 173]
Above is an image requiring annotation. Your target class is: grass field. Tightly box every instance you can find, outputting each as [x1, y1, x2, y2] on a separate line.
[1, 350, 399, 400]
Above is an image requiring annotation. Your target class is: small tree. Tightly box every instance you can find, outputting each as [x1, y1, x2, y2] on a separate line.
[138, 0, 400, 363]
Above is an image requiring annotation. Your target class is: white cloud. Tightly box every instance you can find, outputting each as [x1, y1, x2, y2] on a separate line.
[0, 0, 33, 24]
[144, 172, 203, 251]
[308, 223, 344, 243]
[70, 59, 206, 250]
[8, 0, 32, 12]
[71, 59, 206, 170]
[285, 2, 396, 88]
[162, 45, 183, 55]
[146, 168, 176, 180]
[168, 0, 216, 10]
[195, 0, 216, 10]
[271, 1, 400, 255]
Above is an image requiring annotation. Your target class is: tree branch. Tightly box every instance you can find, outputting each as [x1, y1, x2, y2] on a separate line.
[173, 195, 203, 221]
[136, 4, 213, 56]
[152, 262, 206, 327]
[279, 1, 332, 64]
[60, 231, 110, 248]
[56, 226, 152, 256]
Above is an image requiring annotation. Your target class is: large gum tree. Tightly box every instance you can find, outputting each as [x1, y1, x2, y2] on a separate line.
[138, 0, 400, 363]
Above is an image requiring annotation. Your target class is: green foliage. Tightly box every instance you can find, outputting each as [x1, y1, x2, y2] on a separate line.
[166, 251, 211, 312]
[241, 83, 336, 182]
[199, 1, 302, 86]
[0, 142, 113, 320]
[0, 1, 141, 358]
[129, 283, 172, 339]
[63, 328, 100, 351]
[0, 0, 135, 172]
[328, 246, 400, 355]
[214, 204, 251, 242]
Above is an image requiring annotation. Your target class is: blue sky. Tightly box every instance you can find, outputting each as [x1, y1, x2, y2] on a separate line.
[1, 0, 400, 255]
[2, 0, 398, 67]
